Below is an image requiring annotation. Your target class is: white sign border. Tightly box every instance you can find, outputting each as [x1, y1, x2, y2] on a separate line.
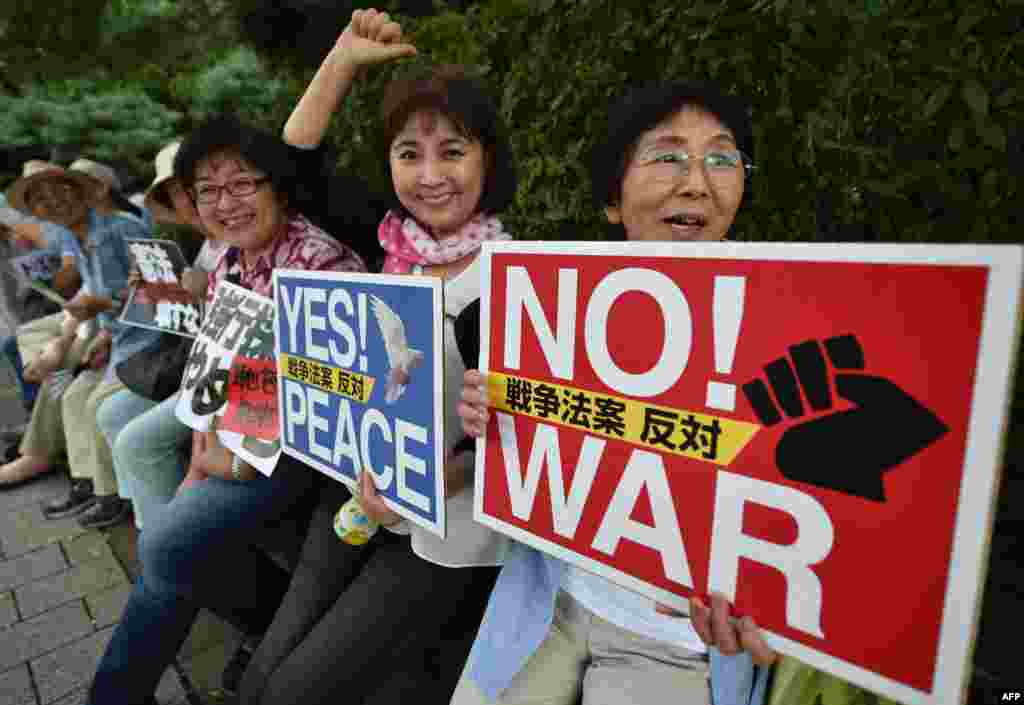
[176, 280, 255, 432]
[274, 268, 448, 539]
[119, 238, 199, 338]
[473, 240, 1023, 705]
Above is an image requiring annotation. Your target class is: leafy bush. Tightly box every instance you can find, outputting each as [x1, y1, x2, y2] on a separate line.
[304, 0, 1021, 245]
[0, 87, 180, 182]
[186, 47, 306, 129]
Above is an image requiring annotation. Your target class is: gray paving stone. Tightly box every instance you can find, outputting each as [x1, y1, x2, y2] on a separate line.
[179, 638, 236, 703]
[177, 610, 241, 665]
[0, 591, 17, 628]
[29, 627, 113, 704]
[154, 668, 189, 705]
[29, 651, 185, 705]
[83, 583, 131, 630]
[0, 664, 36, 705]
[0, 472, 69, 515]
[0, 505, 86, 561]
[60, 535, 112, 568]
[0, 603, 92, 673]
[0, 545, 66, 592]
[14, 551, 126, 619]
[43, 690, 83, 705]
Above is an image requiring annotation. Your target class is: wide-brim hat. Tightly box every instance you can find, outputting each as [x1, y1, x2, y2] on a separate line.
[5, 160, 99, 215]
[143, 141, 182, 221]
[67, 158, 122, 194]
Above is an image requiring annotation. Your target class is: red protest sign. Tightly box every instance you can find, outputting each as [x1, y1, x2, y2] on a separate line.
[473, 241, 1022, 705]
[221, 356, 278, 441]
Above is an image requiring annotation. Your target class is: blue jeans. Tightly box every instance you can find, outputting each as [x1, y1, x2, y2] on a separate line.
[1, 333, 37, 409]
[87, 455, 320, 704]
[96, 390, 186, 529]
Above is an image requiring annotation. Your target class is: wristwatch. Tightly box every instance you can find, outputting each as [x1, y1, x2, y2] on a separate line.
[231, 454, 245, 481]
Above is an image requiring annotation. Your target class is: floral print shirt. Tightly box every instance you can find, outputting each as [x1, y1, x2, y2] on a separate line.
[208, 213, 366, 302]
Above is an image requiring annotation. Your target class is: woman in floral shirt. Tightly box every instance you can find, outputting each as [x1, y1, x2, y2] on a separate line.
[87, 114, 372, 705]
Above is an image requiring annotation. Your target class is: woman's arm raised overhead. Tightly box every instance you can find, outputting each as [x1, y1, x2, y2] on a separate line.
[283, 8, 416, 148]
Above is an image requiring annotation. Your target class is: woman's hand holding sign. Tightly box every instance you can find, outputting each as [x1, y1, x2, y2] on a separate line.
[359, 468, 403, 527]
[656, 595, 777, 666]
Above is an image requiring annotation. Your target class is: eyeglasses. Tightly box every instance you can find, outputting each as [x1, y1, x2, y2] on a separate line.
[193, 176, 269, 205]
[635, 149, 755, 182]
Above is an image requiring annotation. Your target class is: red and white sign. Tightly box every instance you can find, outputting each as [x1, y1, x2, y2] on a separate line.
[473, 241, 1022, 705]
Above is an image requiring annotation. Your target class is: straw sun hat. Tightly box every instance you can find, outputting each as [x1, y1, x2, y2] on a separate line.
[143, 141, 182, 221]
[6, 158, 121, 215]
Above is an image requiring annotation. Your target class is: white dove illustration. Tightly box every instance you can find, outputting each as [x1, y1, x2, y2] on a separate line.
[370, 295, 425, 404]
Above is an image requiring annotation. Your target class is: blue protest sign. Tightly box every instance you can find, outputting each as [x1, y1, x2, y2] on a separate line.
[274, 270, 446, 537]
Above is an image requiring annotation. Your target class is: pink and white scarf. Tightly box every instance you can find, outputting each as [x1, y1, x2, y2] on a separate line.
[378, 210, 510, 274]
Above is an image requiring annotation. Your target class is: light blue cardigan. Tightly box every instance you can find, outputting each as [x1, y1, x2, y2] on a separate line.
[468, 541, 771, 705]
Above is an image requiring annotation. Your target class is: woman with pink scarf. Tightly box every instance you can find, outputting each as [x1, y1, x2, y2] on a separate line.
[231, 9, 518, 704]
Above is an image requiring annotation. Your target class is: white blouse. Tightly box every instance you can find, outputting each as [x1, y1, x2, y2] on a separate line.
[386, 255, 506, 568]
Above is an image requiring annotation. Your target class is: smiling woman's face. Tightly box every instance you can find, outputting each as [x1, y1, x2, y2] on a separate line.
[606, 105, 745, 243]
[389, 109, 486, 240]
[193, 150, 285, 253]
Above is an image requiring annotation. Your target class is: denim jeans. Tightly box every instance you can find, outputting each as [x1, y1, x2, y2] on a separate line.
[1, 333, 37, 409]
[87, 455, 320, 704]
[96, 390, 185, 529]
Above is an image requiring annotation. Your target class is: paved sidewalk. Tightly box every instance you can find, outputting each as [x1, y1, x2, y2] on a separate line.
[0, 468, 245, 705]
[0, 348, 242, 704]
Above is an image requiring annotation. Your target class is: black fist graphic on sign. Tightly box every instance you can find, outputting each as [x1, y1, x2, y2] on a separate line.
[741, 334, 948, 501]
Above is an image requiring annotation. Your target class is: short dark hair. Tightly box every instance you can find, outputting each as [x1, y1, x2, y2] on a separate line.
[590, 80, 755, 238]
[380, 65, 517, 216]
[174, 113, 305, 208]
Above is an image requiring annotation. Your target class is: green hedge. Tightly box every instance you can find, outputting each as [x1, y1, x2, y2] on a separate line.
[314, 0, 1021, 245]
[0, 87, 181, 179]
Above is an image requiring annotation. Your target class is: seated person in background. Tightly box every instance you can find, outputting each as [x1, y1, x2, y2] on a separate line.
[0, 159, 163, 532]
[0, 177, 82, 413]
[452, 80, 776, 705]
[96, 138, 225, 532]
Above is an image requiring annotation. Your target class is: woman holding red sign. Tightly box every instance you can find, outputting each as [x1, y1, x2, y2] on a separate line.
[454, 82, 776, 704]
[85, 114, 372, 705]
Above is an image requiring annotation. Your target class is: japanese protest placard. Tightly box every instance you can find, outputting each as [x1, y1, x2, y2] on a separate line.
[274, 270, 446, 537]
[176, 281, 275, 452]
[11, 250, 61, 282]
[216, 290, 280, 476]
[120, 239, 201, 337]
[474, 241, 1023, 705]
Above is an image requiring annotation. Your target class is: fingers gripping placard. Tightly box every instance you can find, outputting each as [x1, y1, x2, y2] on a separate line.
[474, 241, 1022, 705]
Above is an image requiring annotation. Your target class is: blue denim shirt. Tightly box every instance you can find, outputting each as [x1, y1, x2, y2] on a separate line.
[60, 208, 162, 373]
[467, 541, 771, 705]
